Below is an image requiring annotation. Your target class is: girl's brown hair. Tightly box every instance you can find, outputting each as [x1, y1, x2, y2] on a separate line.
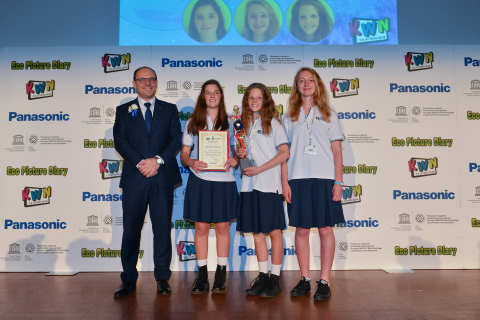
[287, 67, 331, 122]
[241, 83, 281, 136]
[187, 79, 229, 135]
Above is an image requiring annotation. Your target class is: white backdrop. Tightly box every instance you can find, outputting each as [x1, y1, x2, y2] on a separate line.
[1, 45, 478, 272]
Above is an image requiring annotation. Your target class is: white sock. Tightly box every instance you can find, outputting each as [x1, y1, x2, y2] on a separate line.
[258, 261, 268, 274]
[304, 277, 311, 282]
[197, 259, 207, 267]
[271, 264, 282, 276]
[217, 256, 228, 266]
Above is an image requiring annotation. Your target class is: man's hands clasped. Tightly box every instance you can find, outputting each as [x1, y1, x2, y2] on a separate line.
[138, 158, 160, 178]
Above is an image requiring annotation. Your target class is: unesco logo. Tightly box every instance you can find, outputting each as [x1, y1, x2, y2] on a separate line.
[338, 241, 348, 251]
[29, 134, 38, 145]
[25, 243, 35, 253]
[105, 108, 115, 117]
[416, 213, 425, 224]
[183, 81, 192, 90]
[258, 54, 268, 64]
[412, 106, 421, 115]
[104, 215, 112, 225]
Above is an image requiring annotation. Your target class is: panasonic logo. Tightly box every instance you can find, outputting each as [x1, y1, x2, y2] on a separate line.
[9, 112, 69, 121]
[161, 58, 222, 68]
[82, 192, 122, 201]
[335, 218, 379, 227]
[393, 190, 455, 200]
[390, 83, 450, 93]
[5, 219, 67, 229]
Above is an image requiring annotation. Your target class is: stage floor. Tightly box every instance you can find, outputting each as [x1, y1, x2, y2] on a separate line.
[0, 270, 479, 319]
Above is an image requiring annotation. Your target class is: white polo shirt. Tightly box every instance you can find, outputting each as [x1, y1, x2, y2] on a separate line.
[283, 107, 343, 181]
[240, 117, 289, 193]
[182, 117, 236, 182]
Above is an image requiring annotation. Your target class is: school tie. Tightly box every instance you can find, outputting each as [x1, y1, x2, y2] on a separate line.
[144, 102, 152, 133]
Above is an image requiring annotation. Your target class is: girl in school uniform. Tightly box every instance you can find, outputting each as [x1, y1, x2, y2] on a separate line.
[180, 79, 239, 294]
[282, 67, 345, 301]
[236, 83, 290, 297]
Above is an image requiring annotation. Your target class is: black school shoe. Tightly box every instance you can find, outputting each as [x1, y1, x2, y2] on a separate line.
[313, 279, 331, 301]
[290, 277, 311, 297]
[259, 274, 281, 298]
[211, 265, 227, 293]
[245, 272, 269, 295]
[191, 265, 209, 294]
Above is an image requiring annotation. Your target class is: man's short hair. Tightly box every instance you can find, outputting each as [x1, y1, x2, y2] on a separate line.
[133, 66, 157, 81]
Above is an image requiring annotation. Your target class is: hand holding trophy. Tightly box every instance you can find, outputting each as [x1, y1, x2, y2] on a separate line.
[230, 105, 250, 170]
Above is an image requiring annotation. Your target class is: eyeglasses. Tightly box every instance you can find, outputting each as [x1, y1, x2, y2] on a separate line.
[136, 77, 157, 84]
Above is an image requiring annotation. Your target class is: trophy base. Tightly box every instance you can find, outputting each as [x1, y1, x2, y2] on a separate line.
[239, 158, 250, 170]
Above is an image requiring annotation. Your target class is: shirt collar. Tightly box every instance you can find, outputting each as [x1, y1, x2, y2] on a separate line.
[300, 106, 317, 122]
[137, 96, 156, 109]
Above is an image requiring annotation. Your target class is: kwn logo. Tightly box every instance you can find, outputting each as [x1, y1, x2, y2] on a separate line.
[26, 80, 55, 100]
[99, 159, 123, 179]
[330, 78, 359, 98]
[349, 17, 390, 44]
[408, 157, 438, 178]
[405, 51, 434, 71]
[342, 185, 362, 205]
[177, 241, 196, 261]
[22, 186, 52, 207]
[102, 53, 131, 73]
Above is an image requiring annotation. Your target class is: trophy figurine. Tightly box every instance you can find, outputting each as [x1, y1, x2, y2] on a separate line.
[230, 105, 250, 169]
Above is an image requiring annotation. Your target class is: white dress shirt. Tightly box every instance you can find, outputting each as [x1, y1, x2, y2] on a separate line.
[283, 107, 343, 181]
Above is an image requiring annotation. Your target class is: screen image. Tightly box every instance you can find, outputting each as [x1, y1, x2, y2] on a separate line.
[120, 0, 398, 46]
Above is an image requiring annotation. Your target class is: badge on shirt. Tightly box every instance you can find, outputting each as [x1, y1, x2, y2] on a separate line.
[249, 159, 257, 167]
[304, 145, 317, 154]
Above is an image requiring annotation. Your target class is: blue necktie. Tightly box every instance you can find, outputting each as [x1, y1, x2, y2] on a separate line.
[144, 102, 152, 133]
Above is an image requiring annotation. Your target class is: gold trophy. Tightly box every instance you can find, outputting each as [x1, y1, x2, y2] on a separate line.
[230, 105, 250, 169]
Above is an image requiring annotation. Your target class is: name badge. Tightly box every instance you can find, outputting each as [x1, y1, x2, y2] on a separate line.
[304, 145, 317, 154]
[249, 159, 257, 167]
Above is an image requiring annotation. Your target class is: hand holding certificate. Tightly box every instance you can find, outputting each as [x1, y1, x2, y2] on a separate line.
[198, 130, 229, 171]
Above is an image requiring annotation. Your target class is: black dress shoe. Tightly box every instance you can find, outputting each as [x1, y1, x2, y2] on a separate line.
[313, 279, 331, 301]
[212, 265, 227, 293]
[260, 274, 282, 298]
[157, 280, 171, 295]
[191, 265, 209, 294]
[290, 277, 311, 297]
[114, 281, 136, 298]
[245, 272, 269, 295]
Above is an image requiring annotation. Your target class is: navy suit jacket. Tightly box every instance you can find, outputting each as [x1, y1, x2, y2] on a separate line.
[113, 98, 182, 190]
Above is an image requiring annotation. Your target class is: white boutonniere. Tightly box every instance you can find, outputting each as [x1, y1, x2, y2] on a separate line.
[128, 104, 138, 118]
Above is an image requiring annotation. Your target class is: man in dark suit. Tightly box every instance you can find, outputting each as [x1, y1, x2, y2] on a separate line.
[113, 66, 181, 297]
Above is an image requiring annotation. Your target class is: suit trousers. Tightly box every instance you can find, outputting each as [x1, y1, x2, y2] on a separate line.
[120, 179, 173, 282]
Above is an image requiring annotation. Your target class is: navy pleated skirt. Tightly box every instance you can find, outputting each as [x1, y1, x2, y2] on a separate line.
[237, 190, 286, 234]
[183, 172, 239, 223]
[287, 178, 345, 228]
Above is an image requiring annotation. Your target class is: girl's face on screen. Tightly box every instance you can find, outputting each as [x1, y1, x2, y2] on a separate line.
[247, 4, 270, 35]
[299, 5, 319, 35]
[194, 6, 219, 40]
